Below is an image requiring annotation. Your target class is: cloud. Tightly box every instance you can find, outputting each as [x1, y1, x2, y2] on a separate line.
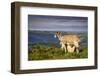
[28, 15, 88, 32]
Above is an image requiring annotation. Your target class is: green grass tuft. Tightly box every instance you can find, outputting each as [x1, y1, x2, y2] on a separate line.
[28, 43, 88, 60]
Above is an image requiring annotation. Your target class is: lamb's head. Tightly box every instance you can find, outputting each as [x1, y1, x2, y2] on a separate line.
[54, 32, 62, 38]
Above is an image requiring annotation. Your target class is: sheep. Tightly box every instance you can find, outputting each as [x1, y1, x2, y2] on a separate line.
[60, 41, 75, 53]
[54, 32, 80, 53]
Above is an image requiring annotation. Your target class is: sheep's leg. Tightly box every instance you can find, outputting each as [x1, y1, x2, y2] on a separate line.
[61, 44, 66, 53]
[62, 43, 66, 53]
[64, 45, 67, 53]
[60, 42, 64, 50]
[61, 45, 64, 50]
[60, 43, 63, 50]
[76, 47, 79, 53]
[60, 42, 67, 53]
[74, 41, 79, 53]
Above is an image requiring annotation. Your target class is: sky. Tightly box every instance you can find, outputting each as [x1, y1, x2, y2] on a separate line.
[28, 15, 88, 32]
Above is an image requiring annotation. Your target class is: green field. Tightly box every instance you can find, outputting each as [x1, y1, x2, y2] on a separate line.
[28, 43, 88, 60]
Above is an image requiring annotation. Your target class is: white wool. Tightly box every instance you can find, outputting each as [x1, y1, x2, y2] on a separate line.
[67, 43, 75, 53]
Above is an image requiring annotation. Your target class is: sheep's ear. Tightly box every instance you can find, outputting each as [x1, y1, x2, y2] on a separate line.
[58, 32, 60, 34]
[56, 32, 58, 34]
[59, 32, 61, 35]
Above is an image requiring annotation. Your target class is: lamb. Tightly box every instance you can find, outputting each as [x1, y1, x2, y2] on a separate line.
[67, 43, 76, 53]
[54, 32, 80, 53]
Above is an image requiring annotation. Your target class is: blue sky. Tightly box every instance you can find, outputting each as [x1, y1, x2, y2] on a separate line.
[28, 15, 88, 32]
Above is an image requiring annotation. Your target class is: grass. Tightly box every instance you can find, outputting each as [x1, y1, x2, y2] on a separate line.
[28, 43, 88, 60]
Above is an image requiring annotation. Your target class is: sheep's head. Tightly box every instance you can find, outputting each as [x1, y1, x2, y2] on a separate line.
[54, 32, 61, 38]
